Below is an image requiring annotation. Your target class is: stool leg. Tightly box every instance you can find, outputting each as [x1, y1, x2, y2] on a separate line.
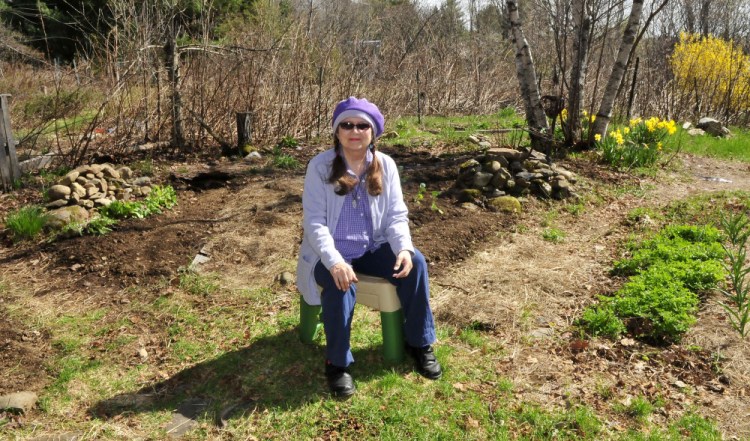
[299, 296, 322, 344]
[380, 310, 405, 363]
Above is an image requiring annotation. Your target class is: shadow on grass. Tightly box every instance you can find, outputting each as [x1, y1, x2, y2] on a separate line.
[89, 328, 411, 423]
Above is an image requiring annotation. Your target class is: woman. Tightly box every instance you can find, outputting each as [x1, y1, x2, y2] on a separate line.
[296, 97, 442, 398]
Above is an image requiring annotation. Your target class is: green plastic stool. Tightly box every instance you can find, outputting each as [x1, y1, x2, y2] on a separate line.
[299, 273, 405, 364]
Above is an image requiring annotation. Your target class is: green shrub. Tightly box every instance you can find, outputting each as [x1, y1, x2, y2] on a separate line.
[613, 226, 725, 276]
[99, 200, 148, 219]
[4, 205, 48, 242]
[271, 145, 300, 170]
[85, 215, 117, 236]
[277, 135, 299, 149]
[542, 228, 565, 243]
[613, 275, 699, 341]
[582, 223, 725, 342]
[99, 185, 177, 220]
[143, 185, 177, 215]
[579, 304, 626, 339]
[648, 260, 725, 292]
[660, 224, 724, 243]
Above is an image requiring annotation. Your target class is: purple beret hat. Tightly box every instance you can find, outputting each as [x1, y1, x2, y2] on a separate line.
[332, 97, 385, 137]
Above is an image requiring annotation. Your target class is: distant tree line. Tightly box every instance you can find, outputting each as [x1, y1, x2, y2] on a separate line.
[2, 0, 750, 160]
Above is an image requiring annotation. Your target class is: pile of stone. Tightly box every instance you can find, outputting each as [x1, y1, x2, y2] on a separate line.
[44, 164, 153, 228]
[453, 147, 578, 212]
[684, 117, 731, 137]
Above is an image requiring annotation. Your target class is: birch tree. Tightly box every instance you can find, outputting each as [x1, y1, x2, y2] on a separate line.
[590, 0, 644, 138]
[507, 0, 549, 149]
[591, 0, 671, 139]
[563, 0, 591, 146]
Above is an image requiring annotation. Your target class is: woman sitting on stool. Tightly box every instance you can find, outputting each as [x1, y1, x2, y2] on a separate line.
[296, 97, 442, 398]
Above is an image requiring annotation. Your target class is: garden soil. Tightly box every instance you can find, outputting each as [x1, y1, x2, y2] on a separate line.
[1, 146, 749, 437]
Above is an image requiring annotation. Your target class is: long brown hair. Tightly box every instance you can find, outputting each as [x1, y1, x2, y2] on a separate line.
[328, 135, 383, 196]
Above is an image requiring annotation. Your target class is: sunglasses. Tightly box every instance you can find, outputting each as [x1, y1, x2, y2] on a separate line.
[339, 121, 372, 131]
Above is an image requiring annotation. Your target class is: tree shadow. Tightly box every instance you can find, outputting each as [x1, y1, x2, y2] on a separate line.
[89, 328, 411, 424]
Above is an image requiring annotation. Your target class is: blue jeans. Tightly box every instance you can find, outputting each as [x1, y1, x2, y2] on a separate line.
[314, 243, 437, 367]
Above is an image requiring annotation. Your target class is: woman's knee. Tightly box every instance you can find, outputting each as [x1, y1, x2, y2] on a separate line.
[411, 248, 428, 273]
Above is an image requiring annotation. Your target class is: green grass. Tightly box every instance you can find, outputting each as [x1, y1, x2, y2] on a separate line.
[3, 273, 728, 440]
[664, 190, 750, 226]
[669, 126, 750, 162]
[381, 109, 528, 149]
[542, 227, 566, 243]
[4, 205, 48, 242]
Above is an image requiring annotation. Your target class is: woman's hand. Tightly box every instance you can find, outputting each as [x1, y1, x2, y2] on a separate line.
[393, 250, 413, 279]
[330, 262, 359, 291]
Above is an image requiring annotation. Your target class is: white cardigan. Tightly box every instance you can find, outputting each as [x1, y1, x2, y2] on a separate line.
[296, 148, 414, 305]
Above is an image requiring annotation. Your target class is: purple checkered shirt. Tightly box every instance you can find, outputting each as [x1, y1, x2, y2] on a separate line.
[333, 151, 376, 262]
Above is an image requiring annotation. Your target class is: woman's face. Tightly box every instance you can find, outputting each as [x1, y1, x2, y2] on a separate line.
[336, 117, 373, 155]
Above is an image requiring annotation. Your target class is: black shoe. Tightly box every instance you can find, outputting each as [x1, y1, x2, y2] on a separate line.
[325, 363, 355, 398]
[406, 345, 443, 380]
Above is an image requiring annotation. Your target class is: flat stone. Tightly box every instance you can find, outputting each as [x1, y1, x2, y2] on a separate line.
[529, 328, 555, 339]
[486, 147, 525, 161]
[133, 176, 152, 186]
[117, 166, 134, 180]
[487, 196, 521, 213]
[48, 185, 72, 201]
[59, 171, 80, 186]
[472, 172, 493, 188]
[460, 202, 479, 211]
[164, 398, 210, 437]
[0, 391, 38, 413]
[46, 199, 69, 209]
[45, 206, 90, 229]
[278, 271, 294, 286]
[191, 254, 211, 268]
[101, 165, 120, 179]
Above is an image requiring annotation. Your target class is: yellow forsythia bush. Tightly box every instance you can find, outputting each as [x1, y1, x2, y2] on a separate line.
[670, 32, 750, 114]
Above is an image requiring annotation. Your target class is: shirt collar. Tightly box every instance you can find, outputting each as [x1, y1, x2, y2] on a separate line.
[344, 148, 373, 178]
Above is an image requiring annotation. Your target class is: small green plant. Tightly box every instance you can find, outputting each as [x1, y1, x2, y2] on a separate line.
[85, 215, 117, 236]
[99, 185, 177, 220]
[565, 201, 585, 216]
[143, 185, 178, 214]
[131, 158, 154, 176]
[430, 190, 444, 215]
[618, 395, 655, 421]
[579, 305, 626, 339]
[277, 135, 299, 149]
[179, 269, 220, 296]
[99, 200, 149, 219]
[4, 205, 48, 242]
[717, 212, 750, 337]
[414, 182, 427, 204]
[542, 228, 565, 243]
[271, 146, 300, 169]
[58, 221, 85, 237]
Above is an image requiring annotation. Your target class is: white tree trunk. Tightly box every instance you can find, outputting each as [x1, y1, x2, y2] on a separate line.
[506, 0, 549, 148]
[564, 0, 590, 146]
[592, 0, 645, 138]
